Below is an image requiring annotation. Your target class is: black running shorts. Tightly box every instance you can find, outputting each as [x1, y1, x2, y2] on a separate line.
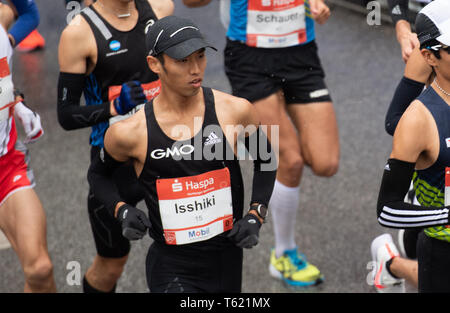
[146, 241, 243, 293]
[417, 231, 450, 293]
[224, 39, 332, 104]
[87, 145, 145, 258]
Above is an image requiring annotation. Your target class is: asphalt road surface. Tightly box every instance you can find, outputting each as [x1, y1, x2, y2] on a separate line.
[0, 0, 416, 293]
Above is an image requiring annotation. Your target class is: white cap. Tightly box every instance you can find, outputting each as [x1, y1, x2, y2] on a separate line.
[416, 0, 450, 47]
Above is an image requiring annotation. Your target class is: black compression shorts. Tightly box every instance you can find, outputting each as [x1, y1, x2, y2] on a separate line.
[146, 241, 243, 293]
[417, 231, 450, 293]
[224, 39, 332, 104]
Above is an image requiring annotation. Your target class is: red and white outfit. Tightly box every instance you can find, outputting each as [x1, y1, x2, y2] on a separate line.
[0, 26, 35, 207]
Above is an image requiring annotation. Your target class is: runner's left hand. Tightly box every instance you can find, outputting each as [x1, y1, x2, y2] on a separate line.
[116, 204, 152, 241]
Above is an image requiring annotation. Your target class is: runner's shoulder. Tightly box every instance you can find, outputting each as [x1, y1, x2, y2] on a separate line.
[107, 109, 146, 150]
[395, 99, 434, 140]
[392, 99, 437, 162]
[212, 89, 258, 127]
[401, 99, 431, 126]
[60, 14, 94, 49]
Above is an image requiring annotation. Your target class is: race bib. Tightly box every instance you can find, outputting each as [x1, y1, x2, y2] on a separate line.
[247, 0, 307, 48]
[156, 168, 234, 245]
[108, 80, 161, 125]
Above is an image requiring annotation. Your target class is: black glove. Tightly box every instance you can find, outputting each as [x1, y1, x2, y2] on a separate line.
[116, 204, 151, 240]
[227, 213, 262, 249]
[113, 81, 146, 115]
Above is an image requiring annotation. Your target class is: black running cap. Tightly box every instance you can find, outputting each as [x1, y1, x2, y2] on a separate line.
[415, 0, 450, 48]
[146, 16, 217, 60]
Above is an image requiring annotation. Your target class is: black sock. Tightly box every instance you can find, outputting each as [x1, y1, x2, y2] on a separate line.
[385, 257, 400, 279]
[83, 276, 116, 293]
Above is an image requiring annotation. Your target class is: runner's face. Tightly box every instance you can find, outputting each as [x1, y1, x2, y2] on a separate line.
[160, 49, 207, 96]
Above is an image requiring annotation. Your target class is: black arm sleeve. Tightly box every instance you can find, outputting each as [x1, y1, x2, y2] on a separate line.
[244, 126, 277, 207]
[385, 76, 425, 136]
[87, 147, 124, 217]
[57, 72, 112, 130]
[377, 158, 450, 229]
[387, 0, 409, 25]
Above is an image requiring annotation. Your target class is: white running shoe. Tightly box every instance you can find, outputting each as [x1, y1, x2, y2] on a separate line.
[397, 229, 407, 258]
[370, 233, 405, 293]
[0, 229, 11, 250]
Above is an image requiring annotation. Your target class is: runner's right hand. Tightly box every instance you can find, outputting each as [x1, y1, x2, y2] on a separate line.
[14, 102, 44, 143]
[116, 204, 151, 240]
[399, 32, 420, 63]
[113, 81, 146, 115]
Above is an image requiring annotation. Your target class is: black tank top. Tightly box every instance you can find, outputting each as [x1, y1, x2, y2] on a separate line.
[139, 87, 245, 251]
[80, 0, 160, 146]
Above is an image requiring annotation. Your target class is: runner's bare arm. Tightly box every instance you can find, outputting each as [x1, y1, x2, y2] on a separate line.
[0, 3, 16, 32]
[377, 100, 450, 229]
[87, 116, 144, 217]
[148, 0, 174, 18]
[103, 117, 142, 163]
[99, 120, 151, 236]
[404, 47, 433, 84]
[57, 18, 122, 129]
[58, 19, 93, 75]
[390, 100, 435, 164]
[218, 92, 276, 223]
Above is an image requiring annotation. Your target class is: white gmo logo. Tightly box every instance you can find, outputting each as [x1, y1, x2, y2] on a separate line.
[150, 144, 195, 160]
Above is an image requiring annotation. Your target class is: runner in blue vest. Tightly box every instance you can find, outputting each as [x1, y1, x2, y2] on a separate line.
[376, 0, 450, 292]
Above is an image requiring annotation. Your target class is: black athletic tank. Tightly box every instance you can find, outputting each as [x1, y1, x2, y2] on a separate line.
[139, 87, 245, 251]
[80, 0, 160, 147]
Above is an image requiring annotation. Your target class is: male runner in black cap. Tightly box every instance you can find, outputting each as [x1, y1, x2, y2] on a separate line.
[88, 15, 277, 292]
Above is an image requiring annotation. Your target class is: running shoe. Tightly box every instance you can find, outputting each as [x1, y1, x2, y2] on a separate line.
[370, 233, 405, 293]
[269, 248, 324, 287]
[0, 229, 11, 250]
[397, 229, 407, 258]
[404, 181, 415, 204]
[16, 30, 46, 52]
